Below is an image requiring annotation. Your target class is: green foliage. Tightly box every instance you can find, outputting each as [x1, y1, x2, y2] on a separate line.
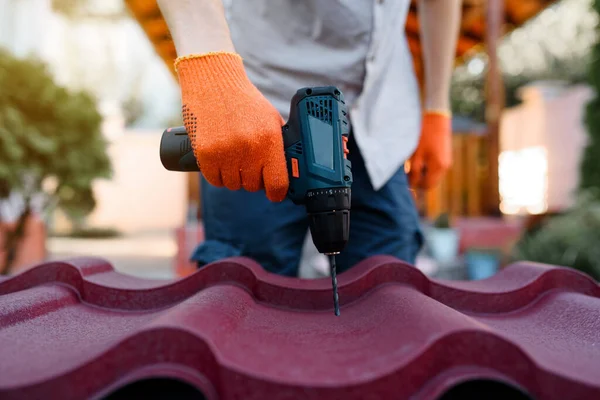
[51, 0, 128, 20]
[52, 227, 121, 239]
[51, 0, 82, 18]
[432, 213, 452, 229]
[513, 191, 600, 280]
[122, 95, 144, 127]
[450, 75, 540, 124]
[451, 7, 590, 124]
[580, 0, 600, 192]
[450, 77, 485, 123]
[451, 67, 588, 124]
[515, 0, 600, 281]
[56, 186, 97, 229]
[0, 47, 111, 202]
[0, 47, 111, 270]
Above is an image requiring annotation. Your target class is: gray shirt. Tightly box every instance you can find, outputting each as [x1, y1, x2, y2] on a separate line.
[225, 0, 420, 190]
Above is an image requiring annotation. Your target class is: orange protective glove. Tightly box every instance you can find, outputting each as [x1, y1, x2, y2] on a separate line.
[175, 52, 289, 202]
[408, 110, 452, 190]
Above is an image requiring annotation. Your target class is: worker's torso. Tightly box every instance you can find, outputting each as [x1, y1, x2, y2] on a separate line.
[225, 0, 373, 117]
[224, 0, 420, 190]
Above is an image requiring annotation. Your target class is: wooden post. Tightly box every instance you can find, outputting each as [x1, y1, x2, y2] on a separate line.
[187, 172, 201, 220]
[465, 135, 482, 216]
[484, 0, 505, 215]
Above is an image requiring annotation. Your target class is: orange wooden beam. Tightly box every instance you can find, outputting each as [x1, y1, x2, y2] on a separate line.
[406, 13, 419, 35]
[124, 0, 558, 85]
[485, 0, 505, 215]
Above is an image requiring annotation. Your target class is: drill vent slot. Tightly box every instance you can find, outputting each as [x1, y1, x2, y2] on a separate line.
[306, 97, 333, 125]
[180, 138, 192, 155]
[294, 143, 303, 154]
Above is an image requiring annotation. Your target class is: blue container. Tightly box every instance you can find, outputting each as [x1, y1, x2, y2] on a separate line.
[466, 250, 500, 280]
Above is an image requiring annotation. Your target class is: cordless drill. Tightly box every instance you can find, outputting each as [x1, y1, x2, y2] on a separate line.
[160, 86, 352, 316]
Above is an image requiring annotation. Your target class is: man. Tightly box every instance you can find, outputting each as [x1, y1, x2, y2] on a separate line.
[157, 0, 462, 276]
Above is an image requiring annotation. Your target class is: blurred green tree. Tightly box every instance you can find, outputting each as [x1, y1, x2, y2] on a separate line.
[451, 0, 592, 123]
[51, 0, 128, 20]
[579, 0, 600, 192]
[513, 0, 600, 279]
[0, 48, 111, 274]
[51, 0, 82, 18]
[451, 59, 588, 124]
[513, 190, 600, 280]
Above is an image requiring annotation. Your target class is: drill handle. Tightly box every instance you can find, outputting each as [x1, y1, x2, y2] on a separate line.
[159, 126, 201, 172]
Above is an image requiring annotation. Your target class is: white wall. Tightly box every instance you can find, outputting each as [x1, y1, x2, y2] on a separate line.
[500, 82, 593, 213]
[0, 0, 50, 57]
[85, 130, 187, 233]
[0, 0, 180, 129]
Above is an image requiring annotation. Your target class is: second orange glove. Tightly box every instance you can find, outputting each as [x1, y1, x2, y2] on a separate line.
[408, 111, 452, 190]
[175, 52, 289, 202]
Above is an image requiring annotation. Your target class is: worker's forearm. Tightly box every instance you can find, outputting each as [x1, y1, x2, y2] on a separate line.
[418, 0, 462, 111]
[157, 0, 235, 56]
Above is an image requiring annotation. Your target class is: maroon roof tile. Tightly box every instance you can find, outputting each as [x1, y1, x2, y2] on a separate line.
[0, 256, 598, 399]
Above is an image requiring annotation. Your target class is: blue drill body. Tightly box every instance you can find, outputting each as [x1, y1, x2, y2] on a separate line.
[159, 86, 353, 255]
[283, 87, 353, 204]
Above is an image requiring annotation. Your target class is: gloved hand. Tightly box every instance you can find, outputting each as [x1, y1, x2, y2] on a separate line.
[408, 110, 452, 190]
[175, 52, 289, 202]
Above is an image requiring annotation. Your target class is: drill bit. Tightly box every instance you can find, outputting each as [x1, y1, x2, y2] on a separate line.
[329, 255, 340, 316]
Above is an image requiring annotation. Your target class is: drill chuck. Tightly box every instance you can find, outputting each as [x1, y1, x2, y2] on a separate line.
[305, 188, 351, 255]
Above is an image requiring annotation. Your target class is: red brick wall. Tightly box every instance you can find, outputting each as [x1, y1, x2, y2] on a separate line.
[0, 216, 47, 274]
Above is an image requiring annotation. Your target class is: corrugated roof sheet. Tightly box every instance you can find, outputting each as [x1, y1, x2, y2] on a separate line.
[0, 255, 598, 399]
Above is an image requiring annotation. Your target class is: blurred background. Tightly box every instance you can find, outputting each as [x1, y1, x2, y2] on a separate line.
[0, 0, 599, 282]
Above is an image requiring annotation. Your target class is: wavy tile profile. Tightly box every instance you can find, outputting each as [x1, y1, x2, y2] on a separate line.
[0, 256, 598, 400]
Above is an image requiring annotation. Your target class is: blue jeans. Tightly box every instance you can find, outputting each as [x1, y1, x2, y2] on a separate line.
[191, 135, 423, 276]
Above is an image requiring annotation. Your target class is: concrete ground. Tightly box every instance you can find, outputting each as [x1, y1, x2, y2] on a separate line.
[47, 230, 177, 280]
[46, 228, 443, 281]
[47, 230, 335, 281]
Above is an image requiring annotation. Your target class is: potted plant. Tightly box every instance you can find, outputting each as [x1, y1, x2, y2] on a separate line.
[0, 48, 112, 274]
[465, 247, 501, 280]
[426, 212, 461, 264]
